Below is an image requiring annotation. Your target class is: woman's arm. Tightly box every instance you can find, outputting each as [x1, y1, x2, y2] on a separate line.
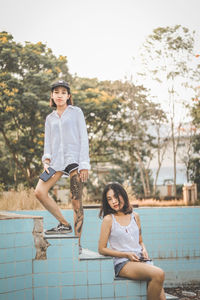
[77, 108, 90, 172]
[41, 117, 52, 173]
[98, 215, 140, 261]
[134, 212, 149, 259]
[42, 117, 52, 163]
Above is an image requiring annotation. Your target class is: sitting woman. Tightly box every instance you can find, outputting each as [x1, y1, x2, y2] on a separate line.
[98, 182, 166, 300]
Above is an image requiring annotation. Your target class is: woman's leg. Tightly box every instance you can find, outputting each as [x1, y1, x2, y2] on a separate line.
[69, 170, 83, 245]
[35, 172, 71, 226]
[119, 262, 166, 300]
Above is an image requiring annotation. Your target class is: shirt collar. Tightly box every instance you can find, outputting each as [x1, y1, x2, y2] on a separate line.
[53, 105, 75, 117]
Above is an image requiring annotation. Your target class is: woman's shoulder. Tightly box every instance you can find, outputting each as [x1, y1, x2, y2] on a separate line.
[102, 214, 113, 224]
[46, 111, 55, 120]
[132, 211, 140, 221]
[69, 105, 82, 112]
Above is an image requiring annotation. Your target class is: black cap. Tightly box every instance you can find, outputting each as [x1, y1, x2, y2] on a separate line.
[51, 80, 70, 91]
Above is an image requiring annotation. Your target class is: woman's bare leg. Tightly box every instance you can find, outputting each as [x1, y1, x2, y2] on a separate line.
[35, 172, 70, 226]
[70, 170, 83, 245]
[119, 262, 166, 300]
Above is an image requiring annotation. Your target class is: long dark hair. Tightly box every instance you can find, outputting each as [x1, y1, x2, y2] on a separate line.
[99, 182, 132, 218]
[50, 86, 73, 107]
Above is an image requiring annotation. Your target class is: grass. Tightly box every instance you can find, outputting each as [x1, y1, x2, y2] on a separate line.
[0, 189, 44, 211]
[0, 188, 197, 211]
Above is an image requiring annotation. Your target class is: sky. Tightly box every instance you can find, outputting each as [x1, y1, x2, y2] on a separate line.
[1, 0, 200, 81]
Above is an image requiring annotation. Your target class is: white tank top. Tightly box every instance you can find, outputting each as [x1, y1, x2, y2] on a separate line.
[108, 213, 142, 266]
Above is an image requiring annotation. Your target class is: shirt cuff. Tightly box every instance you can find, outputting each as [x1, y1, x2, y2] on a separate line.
[42, 153, 51, 162]
[78, 162, 91, 171]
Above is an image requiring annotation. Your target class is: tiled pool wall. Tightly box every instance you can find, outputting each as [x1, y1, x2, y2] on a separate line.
[0, 207, 200, 300]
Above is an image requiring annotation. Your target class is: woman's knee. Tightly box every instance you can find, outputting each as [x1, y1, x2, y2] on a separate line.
[35, 187, 46, 200]
[153, 268, 165, 284]
[71, 198, 82, 210]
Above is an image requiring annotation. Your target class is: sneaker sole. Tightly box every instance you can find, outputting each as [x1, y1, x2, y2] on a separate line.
[45, 229, 73, 235]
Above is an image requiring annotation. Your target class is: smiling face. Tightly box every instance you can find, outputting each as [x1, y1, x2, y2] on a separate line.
[51, 86, 70, 108]
[106, 189, 124, 212]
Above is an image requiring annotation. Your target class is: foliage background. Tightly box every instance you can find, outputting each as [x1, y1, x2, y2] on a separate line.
[0, 28, 199, 201]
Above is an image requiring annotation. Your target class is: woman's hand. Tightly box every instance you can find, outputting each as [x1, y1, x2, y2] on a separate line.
[43, 160, 50, 174]
[125, 252, 140, 262]
[80, 169, 88, 182]
[141, 248, 149, 259]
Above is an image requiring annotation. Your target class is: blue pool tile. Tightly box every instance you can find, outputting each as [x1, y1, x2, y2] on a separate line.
[15, 261, 32, 276]
[24, 275, 32, 289]
[15, 246, 33, 261]
[127, 280, 141, 296]
[140, 281, 147, 294]
[88, 270, 101, 285]
[5, 277, 15, 292]
[61, 286, 74, 299]
[74, 259, 87, 272]
[5, 262, 15, 277]
[0, 264, 5, 279]
[15, 276, 26, 290]
[60, 272, 74, 286]
[0, 293, 8, 300]
[60, 258, 74, 272]
[34, 287, 48, 300]
[25, 288, 33, 300]
[48, 273, 60, 286]
[101, 284, 115, 298]
[1, 220, 17, 234]
[15, 233, 33, 247]
[100, 260, 113, 271]
[0, 278, 8, 293]
[47, 259, 61, 273]
[33, 260, 48, 273]
[114, 282, 127, 297]
[47, 245, 61, 259]
[75, 285, 88, 299]
[14, 290, 26, 300]
[87, 260, 100, 271]
[74, 271, 87, 285]
[47, 287, 60, 300]
[101, 269, 114, 284]
[12, 219, 33, 233]
[34, 273, 48, 287]
[4, 248, 15, 263]
[60, 244, 73, 259]
[0, 250, 5, 263]
[0, 234, 15, 248]
[88, 284, 101, 298]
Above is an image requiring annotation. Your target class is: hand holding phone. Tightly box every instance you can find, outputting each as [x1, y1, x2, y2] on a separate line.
[39, 167, 56, 182]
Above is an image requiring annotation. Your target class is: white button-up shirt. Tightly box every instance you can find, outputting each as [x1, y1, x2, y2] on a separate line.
[42, 105, 90, 173]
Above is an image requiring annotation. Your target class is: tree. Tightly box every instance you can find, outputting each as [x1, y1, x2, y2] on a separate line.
[136, 25, 198, 197]
[102, 80, 166, 197]
[71, 77, 123, 164]
[0, 31, 72, 188]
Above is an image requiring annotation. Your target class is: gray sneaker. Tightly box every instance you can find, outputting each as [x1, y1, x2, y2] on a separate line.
[45, 223, 72, 235]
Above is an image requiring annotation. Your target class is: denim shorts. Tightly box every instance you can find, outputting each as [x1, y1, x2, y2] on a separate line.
[114, 260, 129, 277]
[63, 163, 79, 177]
[114, 259, 154, 277]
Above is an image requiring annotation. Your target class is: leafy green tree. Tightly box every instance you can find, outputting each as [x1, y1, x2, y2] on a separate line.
[0, 31, 72, 188]
[136, 25, 199, 197]
[72, 77, 122, 164]
[189, 83, 200, 193]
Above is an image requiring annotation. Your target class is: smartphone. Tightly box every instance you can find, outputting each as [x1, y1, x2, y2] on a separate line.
[39, 167, 56, 182]
[139, 258, 152, 262]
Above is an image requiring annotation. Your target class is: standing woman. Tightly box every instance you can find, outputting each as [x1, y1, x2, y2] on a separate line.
[98, 183, 166, 300]
[35, 80, 90, 248]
